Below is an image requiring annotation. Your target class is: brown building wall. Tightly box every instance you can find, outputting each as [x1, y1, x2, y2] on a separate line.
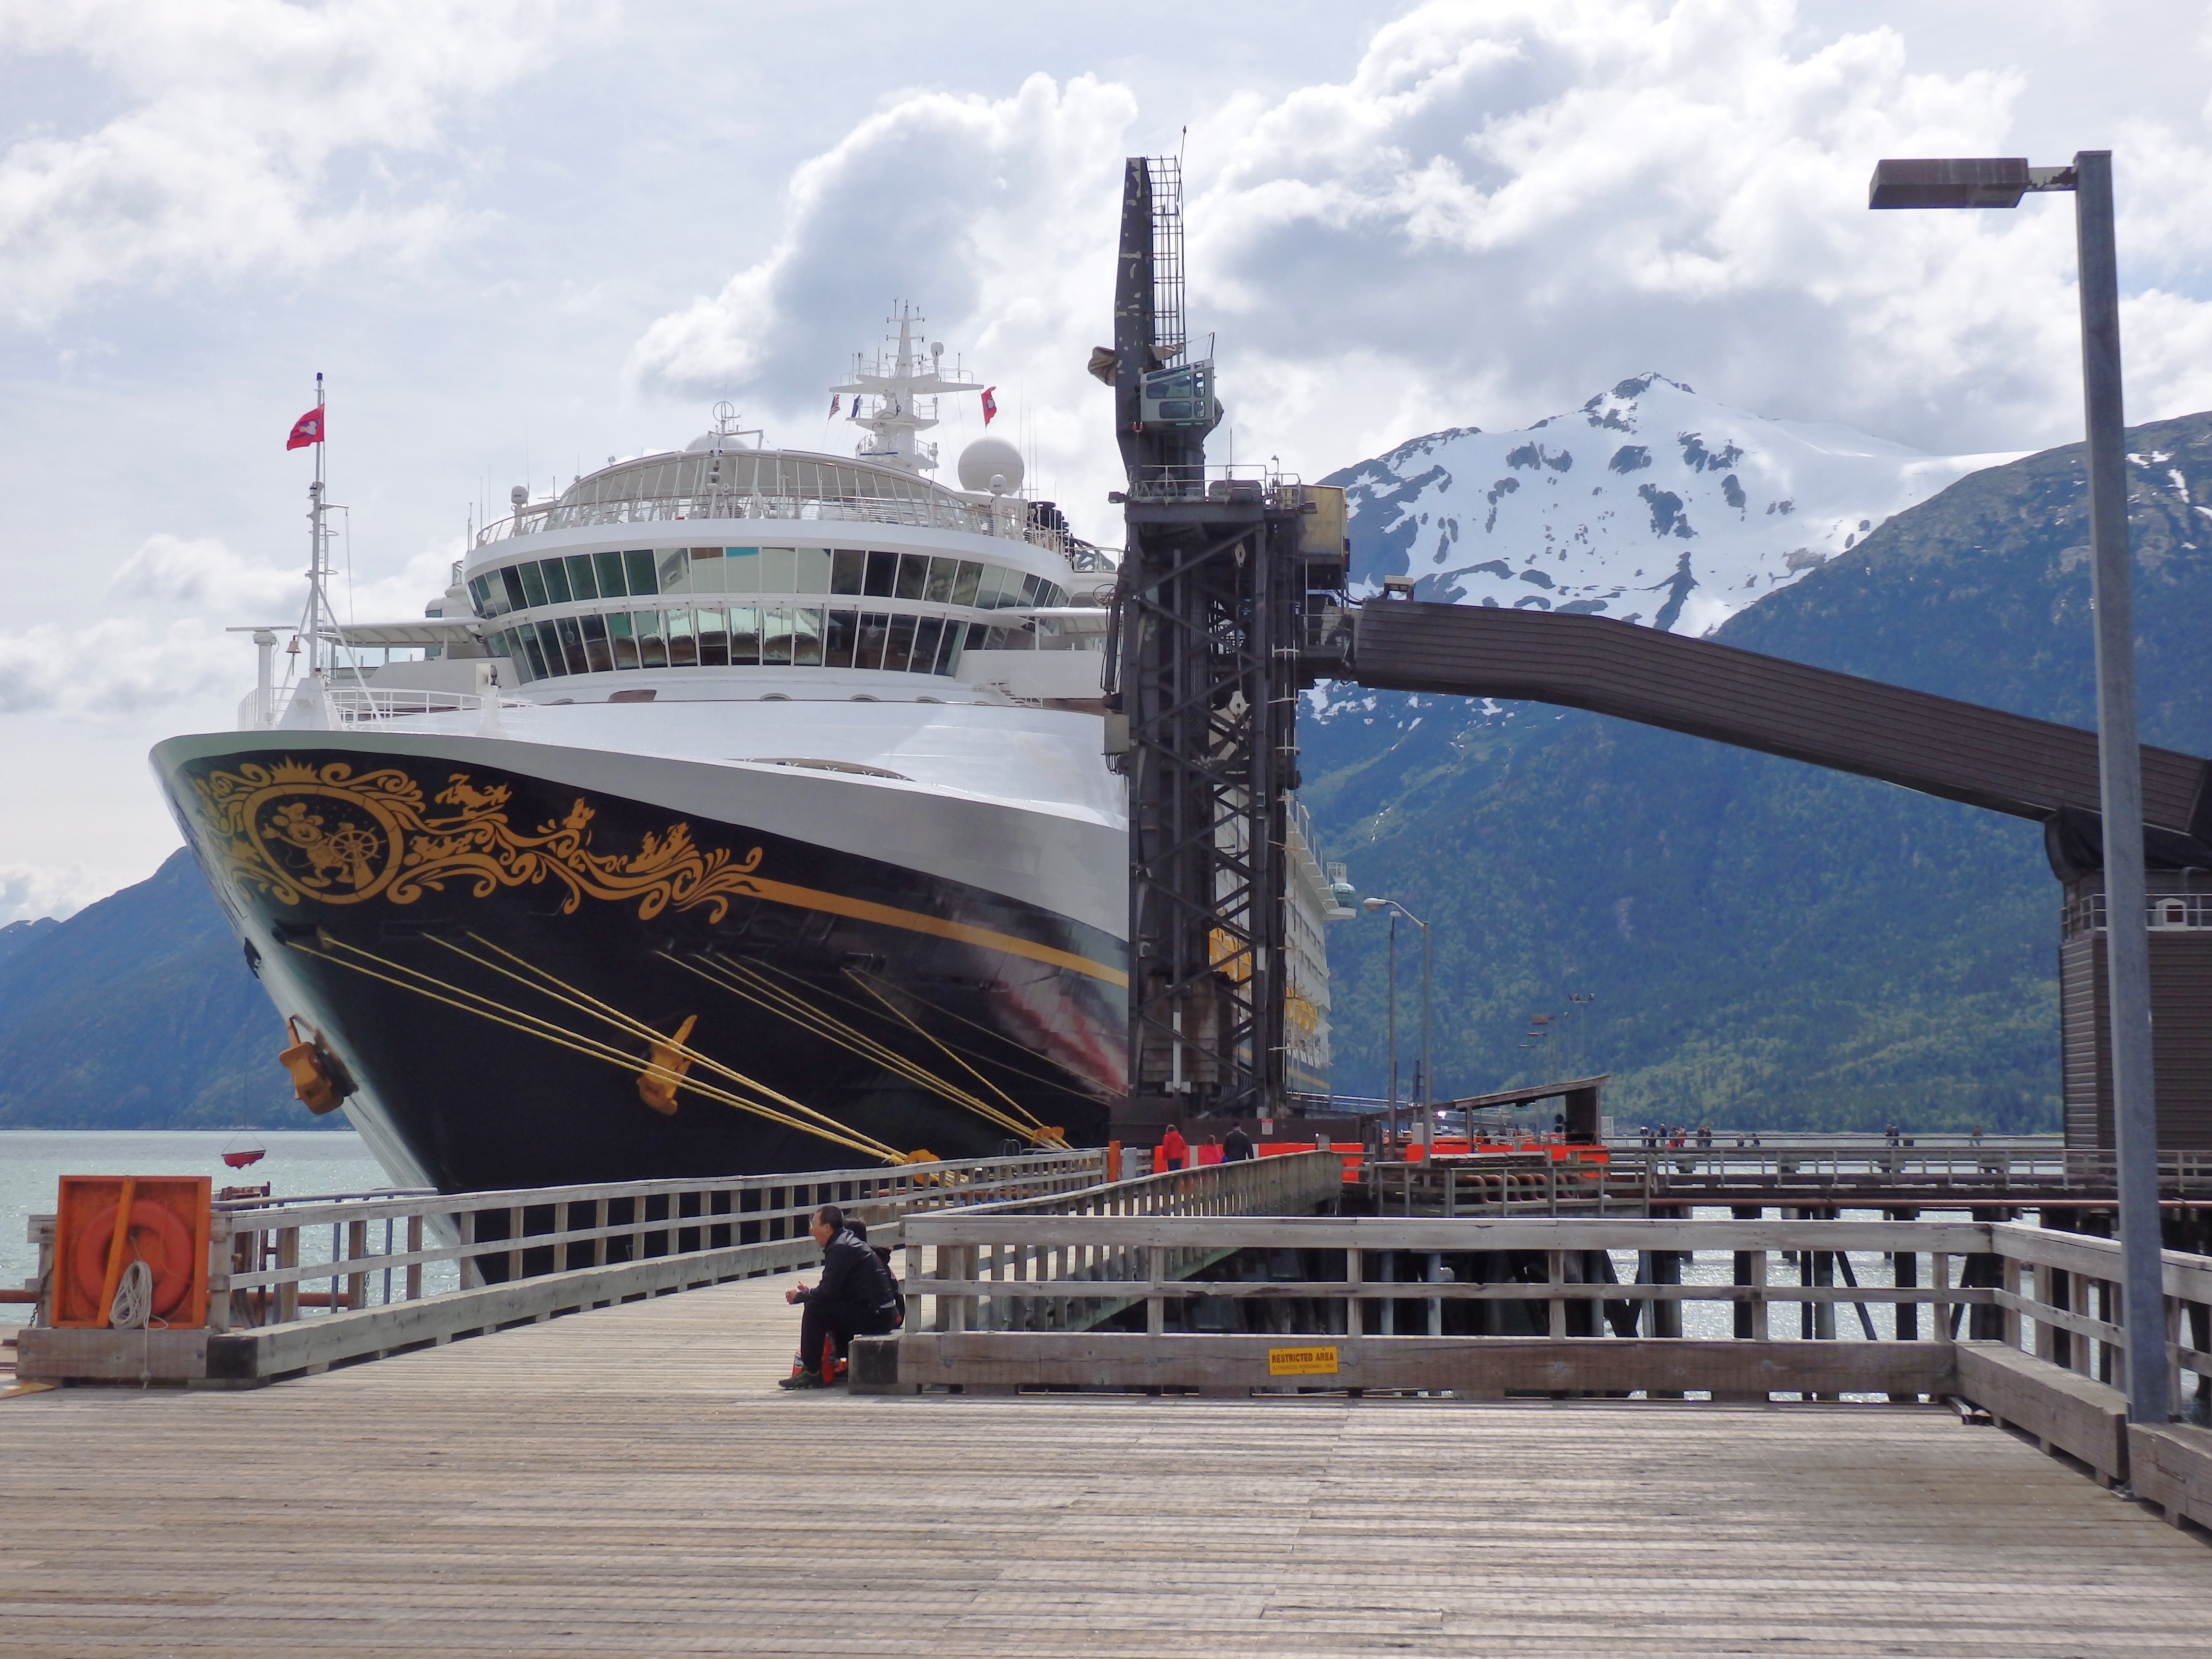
[2060, 928, 2212, 1149]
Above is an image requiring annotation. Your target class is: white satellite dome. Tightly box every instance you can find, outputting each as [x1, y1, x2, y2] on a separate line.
[957, 435, 1024, 494]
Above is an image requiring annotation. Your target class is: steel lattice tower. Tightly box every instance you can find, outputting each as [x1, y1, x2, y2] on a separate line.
[1104, 157, 1335, 1136]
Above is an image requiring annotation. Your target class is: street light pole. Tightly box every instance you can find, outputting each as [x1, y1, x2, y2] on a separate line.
[1385, 910, 1398, 1152]
[2071, 152, 2167, 1426]
[1871, 150, 2166, 1423]
[1365, 898, 1432, 1152]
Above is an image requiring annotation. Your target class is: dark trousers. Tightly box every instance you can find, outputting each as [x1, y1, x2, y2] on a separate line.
[798, 1296, 898, 1377]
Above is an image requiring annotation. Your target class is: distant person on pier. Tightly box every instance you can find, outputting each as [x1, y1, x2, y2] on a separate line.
[779, 1204, 901, 1391]
[1159, 1123, 1188, 1173]
[1223, 1122, 1255, 1162]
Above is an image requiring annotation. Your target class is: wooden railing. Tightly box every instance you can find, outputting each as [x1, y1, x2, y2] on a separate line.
[882, 1214, 2212, 1430]
[959, 1148, 1344, 1218]
[899, 1151, 1345, 1340]
[1622, 1143, 2212, 1197]
[1368, 1152, 1649, 1215]
[207, 1148, 1103, 1330]
[20, 1149, 1103, 1387]
[1363, 1142, 2212, 1215]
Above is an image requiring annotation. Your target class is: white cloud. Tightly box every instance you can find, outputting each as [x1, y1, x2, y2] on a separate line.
[0, 0, 594, 322]
[0, 525, 461, 719]
[0, 613, 241, 716]
[111, 532, 299, 613]
[629, 72, 1138, 398]
[629, 72, 1140, 529]
[0, 860, 102, 924]
[1190, 0, 2087, 461]
[629, 0, 2212, 535]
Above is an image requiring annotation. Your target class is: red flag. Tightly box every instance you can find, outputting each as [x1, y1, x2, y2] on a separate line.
[286, 407, 325, 450]
[980, 386, 998, 426]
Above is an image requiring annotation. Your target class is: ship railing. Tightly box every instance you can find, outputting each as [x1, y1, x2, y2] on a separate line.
[475, 492, 1088, 561]
[239, 684, 540, 733]
[1119, 461, 1306, 505]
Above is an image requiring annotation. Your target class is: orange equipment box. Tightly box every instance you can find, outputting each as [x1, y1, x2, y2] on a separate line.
[51, 1175, 212, 1330]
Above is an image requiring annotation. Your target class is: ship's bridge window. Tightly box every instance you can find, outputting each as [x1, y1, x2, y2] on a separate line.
[473, 544, 1069, 686]
[473, 547, 1062, 619]
[488, 602, 972, 686]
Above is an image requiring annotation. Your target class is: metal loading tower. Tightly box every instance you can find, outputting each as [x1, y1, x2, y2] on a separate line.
[1103, 156, 1343, 1138]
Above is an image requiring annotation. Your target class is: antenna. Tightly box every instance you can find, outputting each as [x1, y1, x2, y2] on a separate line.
[299, 371, 329, 676]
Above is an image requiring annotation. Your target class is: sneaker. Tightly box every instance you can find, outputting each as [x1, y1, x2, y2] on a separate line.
[777, 1371, 830, 1391]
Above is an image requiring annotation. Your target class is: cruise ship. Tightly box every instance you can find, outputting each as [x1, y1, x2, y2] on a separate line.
[153, 313, 1348, 1193]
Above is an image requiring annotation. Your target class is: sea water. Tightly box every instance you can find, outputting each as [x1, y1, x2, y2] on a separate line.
[0, 1130, 391, 1328]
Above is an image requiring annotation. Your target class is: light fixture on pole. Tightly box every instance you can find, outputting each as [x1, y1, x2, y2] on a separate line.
[1870, 150, 2165, 1424]
[1364, 898, 1431, 1152]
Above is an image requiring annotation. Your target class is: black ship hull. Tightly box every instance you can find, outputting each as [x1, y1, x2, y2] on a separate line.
[152, 730, 1124, 1192]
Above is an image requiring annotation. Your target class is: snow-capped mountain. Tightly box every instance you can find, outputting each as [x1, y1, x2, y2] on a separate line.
[1323, 373, 2020, 635]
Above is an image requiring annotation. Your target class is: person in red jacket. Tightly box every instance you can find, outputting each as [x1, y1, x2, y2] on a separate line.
[1159, 1123, 1187, 1172]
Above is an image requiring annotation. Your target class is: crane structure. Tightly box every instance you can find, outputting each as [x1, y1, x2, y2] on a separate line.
[1102, 156, 1343, 1137]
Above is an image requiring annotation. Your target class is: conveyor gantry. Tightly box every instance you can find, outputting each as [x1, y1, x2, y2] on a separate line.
[1328, 598, 2212, 1147]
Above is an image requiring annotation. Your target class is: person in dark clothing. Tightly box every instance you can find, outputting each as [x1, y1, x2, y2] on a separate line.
[1222, 1123, 1255, 1162]
[779, 1204, 901, 1390]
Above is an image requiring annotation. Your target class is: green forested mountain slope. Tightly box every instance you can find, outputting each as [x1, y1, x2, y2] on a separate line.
[1304, 411, 2212, 1132]
[0, 849, 311, 1129]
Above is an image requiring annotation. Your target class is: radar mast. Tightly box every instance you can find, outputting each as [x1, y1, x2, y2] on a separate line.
[828, 303, 983, 474]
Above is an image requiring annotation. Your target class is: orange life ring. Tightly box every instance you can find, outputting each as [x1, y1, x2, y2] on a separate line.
[72, 1199, 194, 1319]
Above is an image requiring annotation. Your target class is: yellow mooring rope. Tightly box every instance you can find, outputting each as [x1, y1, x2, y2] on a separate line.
[841, 969, 1066, 1147]
[288, 936, 902, 1164]
[831, 969, 1113, 1105]
[438, 934, 901, 1157]
[661, 951, 1062, 1147]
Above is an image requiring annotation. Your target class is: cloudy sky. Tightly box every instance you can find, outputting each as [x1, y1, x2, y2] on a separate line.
[4, 0, 2211, 919]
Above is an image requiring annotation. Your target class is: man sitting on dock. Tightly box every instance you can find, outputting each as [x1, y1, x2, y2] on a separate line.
[780, 1205, 901, 1391]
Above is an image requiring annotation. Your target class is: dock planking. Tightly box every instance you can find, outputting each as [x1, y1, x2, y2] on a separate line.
[4, 1275, 2210, 1657]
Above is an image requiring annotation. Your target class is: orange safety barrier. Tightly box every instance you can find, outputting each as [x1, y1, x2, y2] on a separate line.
[51, 1175, 212, 1330]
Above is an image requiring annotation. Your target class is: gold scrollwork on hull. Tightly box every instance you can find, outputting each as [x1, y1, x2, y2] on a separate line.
[188, 760, 766, 921]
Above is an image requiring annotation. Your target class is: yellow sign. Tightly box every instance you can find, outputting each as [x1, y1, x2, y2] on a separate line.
[1266, 1345, 1339, 1377]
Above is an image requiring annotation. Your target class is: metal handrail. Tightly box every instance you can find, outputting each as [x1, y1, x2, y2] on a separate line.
[473, 491, 1093, 564]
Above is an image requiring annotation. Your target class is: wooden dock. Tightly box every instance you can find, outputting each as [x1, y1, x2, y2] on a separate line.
[5, 1274, 2209, 1657]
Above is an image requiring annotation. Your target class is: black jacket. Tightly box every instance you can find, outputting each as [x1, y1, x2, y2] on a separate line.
[1223, 1127, 1255, 1161]
[797, 1228, 899, 1311]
